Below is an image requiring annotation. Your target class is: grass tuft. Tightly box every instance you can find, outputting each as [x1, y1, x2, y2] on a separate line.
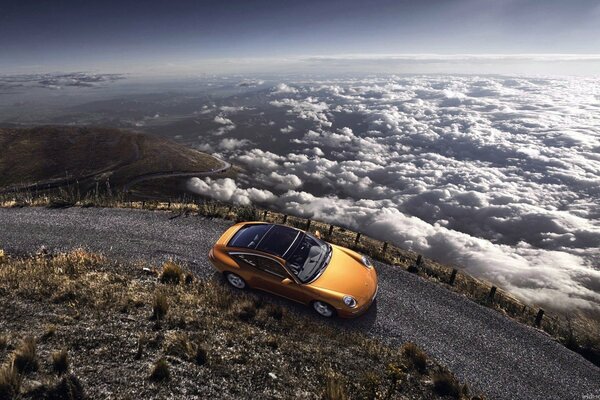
[0, 364, 21, 400]
[401, 342, 428, 374]
[149, 358, 170, 382]
[232, 298, 257, 322]
[323, 372, 348, 400]
[12, 337, 38, 374]
[52, 348, 69, 375]
[151, 292, 169, 321]
[0, 334, 8, 350]
[28, 374, 85, 400]
[432, 369, 461, 398]
[164, 332, 195, 360]
[160, 261, 183, 284]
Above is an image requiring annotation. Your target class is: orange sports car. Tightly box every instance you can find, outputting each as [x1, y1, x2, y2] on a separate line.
[209, 222, 378, 318]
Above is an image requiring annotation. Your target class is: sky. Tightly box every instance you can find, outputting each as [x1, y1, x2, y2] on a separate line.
[2, 0, 600, 74]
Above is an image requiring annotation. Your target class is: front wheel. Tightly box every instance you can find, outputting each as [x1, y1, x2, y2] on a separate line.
[312, 301, 335, 318]
[225, 272, 246, 289]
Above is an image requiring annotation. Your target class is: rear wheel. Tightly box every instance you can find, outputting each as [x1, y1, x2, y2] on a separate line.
[225, 272, 246, 289]
[312, 301, 335, 318]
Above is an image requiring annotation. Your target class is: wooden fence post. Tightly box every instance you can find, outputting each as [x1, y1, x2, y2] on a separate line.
[328, 224, 334, 237]
[381, 242, 388, 255]
[142, 201, 145, 209]
[535, 309, 544, 327]
[449, 268, 458, 285]
[282, 214, 288, 224]
[354, 232, 361, 248]
[416, 254, 423, 266]
[488, 286, 497, 302]
[262, 210, 268, 221]
[306, 219, 312, 231]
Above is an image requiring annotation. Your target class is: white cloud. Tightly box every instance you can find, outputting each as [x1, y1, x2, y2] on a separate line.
[214, 115, 234, 125]
[187, 177, 276, 206]
[189, 75, 600, 314]
[273, 83, 298, 94]
[218, 138, 252, 150]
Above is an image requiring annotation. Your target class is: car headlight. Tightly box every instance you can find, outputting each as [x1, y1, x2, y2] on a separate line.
[343, 295, 357, 308]
[361, 255, 373, 269]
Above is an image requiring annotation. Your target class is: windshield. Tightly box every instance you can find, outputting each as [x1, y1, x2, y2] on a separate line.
[285, 233, 332, 283]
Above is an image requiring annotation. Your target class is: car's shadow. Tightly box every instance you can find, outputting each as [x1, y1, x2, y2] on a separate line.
[210, 271, 378, 330]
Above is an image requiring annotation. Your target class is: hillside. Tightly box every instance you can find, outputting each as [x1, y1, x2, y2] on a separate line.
[0, 126, 225, 197]
[0, 250, 479, 399]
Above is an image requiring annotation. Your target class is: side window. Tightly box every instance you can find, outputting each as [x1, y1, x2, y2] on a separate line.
[233, 254, 260, 268]
[231, 253, 288, 278]
[256, 257, 288, 278]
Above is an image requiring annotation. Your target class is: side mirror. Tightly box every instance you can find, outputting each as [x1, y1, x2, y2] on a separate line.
[314, 230, 321, 239]
[281, 277, 294, 285]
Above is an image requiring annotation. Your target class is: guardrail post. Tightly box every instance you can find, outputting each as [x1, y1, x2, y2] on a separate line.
[282, 214, 288, 224]
[354, 232, 361, 248]
[488, 286, 497, 302]
[381, 242, 388, 255]
[535, 309, 544, 327]
[142, 201, 145, 209]
[262, 210, 268, 221]
[416, 254, 422, 266]
[167, 201, 171, 209]
[306, 219, 312, 231]
[328, 224, 334, 237]
[449, 268, 457, 285]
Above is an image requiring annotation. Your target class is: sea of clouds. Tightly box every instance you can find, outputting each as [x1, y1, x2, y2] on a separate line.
[188, 75, 600, 314]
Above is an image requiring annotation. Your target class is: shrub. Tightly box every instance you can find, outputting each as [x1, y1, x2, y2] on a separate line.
[149, 358, 170, 382]
[152, 292, 169, 321]
[0, 364, 20, 400]
[401, 342, 427, 374]
[12, 337, 38, 374]
[52, 348, 69, 375]
[432, 369, 461, 398]
[235, 206, 259, 222]
[160, 261, 183, 284]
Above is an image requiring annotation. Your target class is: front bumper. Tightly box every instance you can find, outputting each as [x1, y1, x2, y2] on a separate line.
[337, 281, 378, 318]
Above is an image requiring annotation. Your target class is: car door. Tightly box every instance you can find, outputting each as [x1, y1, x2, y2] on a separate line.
[230, 252, 309, 304]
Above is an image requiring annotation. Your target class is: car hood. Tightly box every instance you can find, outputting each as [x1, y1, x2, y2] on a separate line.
[310, 244, 377, 303]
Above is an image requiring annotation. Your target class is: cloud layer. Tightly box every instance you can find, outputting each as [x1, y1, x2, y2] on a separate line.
[188, 75, 600, 314]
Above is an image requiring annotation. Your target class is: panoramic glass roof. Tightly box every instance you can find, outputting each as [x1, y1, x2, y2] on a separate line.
[228, 224, 300, 257]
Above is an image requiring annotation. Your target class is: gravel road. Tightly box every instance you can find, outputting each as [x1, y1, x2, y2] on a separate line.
[1, 207, 598, 400]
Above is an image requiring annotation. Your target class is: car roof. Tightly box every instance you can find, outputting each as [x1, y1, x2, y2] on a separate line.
[227, 223, 302, 258]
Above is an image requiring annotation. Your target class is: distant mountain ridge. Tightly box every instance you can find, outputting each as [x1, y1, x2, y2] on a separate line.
[0, 126, 224, 195]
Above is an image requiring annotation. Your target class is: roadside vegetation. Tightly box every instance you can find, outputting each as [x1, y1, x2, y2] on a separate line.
[1, 191, 598, 368]
[0, 249, 483, 399]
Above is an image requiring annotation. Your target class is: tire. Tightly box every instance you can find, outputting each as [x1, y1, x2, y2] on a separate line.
[225, 272, 247, 289]
[312, 301, 335, 318]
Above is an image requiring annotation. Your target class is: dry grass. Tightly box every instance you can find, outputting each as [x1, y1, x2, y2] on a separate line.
[149, 358, 170, 382]
[152, 292, 169, 321]
[401, 342, 428, 374]
[52, 348, 69, 375]
[12, 337, 38, 374]
[432, 369, 462, 398]
[0, 364, 21, 400]
[323, 372, 348, 400]
[160, 261, 183, 284]
[0, 249, 481, 399]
